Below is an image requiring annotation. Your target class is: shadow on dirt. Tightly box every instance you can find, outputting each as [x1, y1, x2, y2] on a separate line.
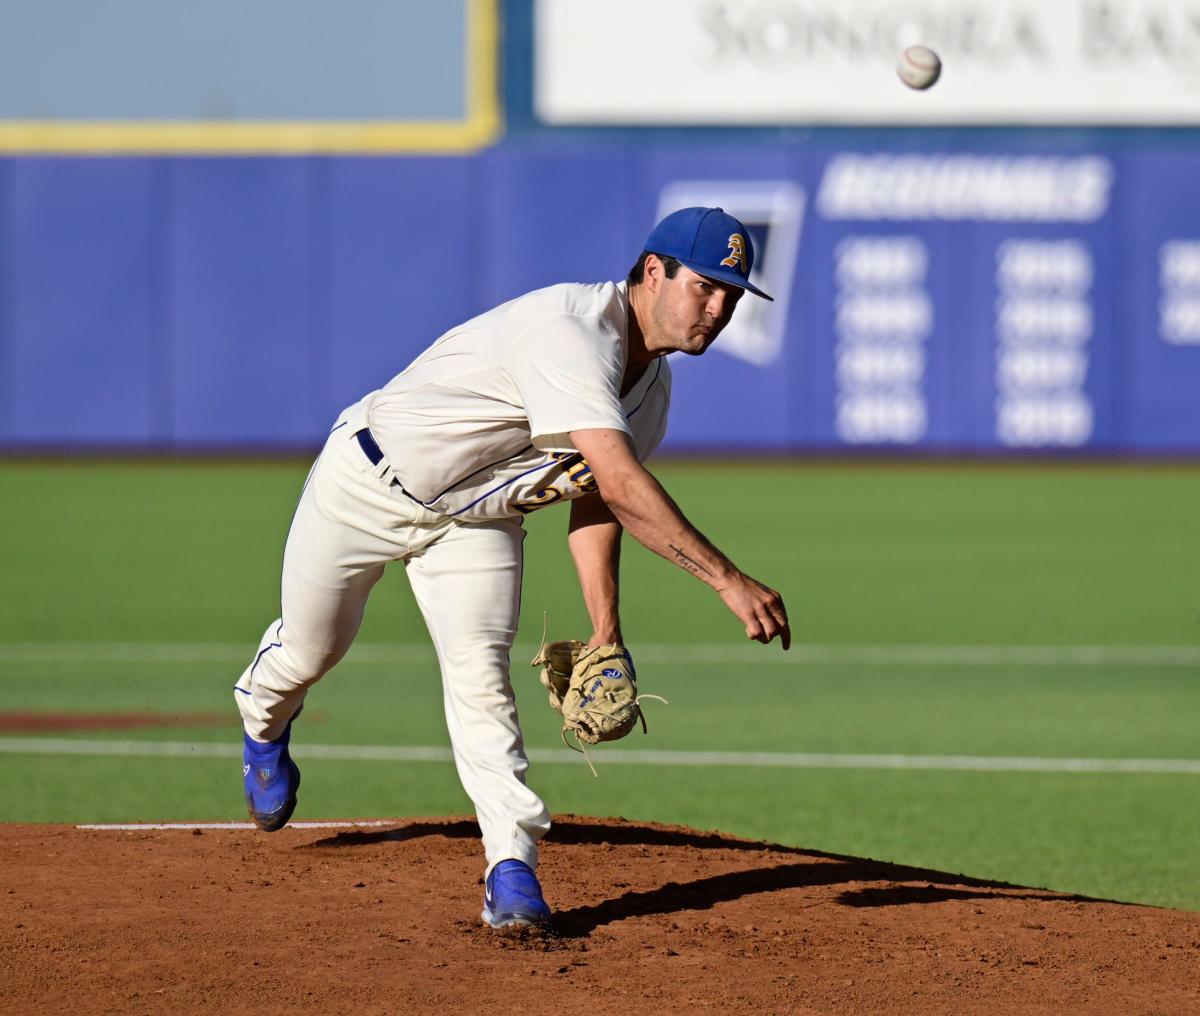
[302, 815, 1101, 938]
[305, 816, 804, 854]
[834, 884, 1087, 908]
[550, 864, 1086, 938]
[301, 818, 481, 850]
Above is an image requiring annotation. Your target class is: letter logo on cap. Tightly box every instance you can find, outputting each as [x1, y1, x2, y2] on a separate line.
[721, 233, 747, 274]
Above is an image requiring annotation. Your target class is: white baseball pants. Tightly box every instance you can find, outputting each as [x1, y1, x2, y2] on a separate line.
[234, 399, 551, 873]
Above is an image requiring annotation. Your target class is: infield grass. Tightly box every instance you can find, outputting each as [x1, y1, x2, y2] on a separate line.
[1, 459, 1198, 909]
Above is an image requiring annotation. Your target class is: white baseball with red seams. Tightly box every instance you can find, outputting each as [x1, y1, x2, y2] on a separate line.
[897, 45, 942, 91]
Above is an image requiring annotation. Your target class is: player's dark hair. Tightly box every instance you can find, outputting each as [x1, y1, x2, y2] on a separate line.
[626, 251, 682, 287]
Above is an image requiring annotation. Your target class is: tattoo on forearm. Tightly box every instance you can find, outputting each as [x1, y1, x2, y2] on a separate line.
[670, 544, 714, 578]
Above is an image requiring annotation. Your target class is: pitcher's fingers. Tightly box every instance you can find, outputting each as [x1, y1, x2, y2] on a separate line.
[768, 600, 789, 629]
[747, 620, 770, 644]
[765, 617, 790, 651]
[755, 606, 784, 647]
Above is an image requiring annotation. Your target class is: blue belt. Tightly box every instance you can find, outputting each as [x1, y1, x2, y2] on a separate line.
[355, 428, 386, 467]
[356, 428, 421, 499]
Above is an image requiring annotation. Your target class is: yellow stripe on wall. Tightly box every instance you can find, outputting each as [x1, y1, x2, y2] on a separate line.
[0, 0, 500, 154]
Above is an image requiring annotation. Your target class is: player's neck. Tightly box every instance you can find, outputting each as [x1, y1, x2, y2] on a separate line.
[623, 284, 657, 395]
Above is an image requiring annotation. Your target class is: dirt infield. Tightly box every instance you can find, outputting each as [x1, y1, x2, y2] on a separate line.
[2, 817, 1197, 1015]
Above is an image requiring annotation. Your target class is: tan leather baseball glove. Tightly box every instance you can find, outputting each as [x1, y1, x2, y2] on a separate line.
[559, 642, 643, 745]
[530, 637, 586, 712]
[532, 626, 666, 776]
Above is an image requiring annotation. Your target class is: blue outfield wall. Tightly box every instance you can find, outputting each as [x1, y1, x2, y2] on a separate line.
[0, 143, 1198, 453]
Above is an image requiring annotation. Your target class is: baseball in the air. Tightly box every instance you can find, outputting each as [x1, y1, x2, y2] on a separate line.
[897, 45, 942, 90]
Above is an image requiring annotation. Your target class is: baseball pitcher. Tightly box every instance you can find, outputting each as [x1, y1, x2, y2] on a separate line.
[235, 207, 790, 931]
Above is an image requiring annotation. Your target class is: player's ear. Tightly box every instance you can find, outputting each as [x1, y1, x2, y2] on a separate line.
[643, 253, 665, 294]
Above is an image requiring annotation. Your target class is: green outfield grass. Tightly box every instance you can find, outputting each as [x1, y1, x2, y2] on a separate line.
[1, 459, 1198, 909]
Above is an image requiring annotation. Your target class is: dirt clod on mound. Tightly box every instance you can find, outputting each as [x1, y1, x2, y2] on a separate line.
[1, 816, 1197, 1015]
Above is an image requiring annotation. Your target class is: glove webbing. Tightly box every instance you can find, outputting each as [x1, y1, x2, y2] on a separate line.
[534, 614, 668, 777]
[561, 694, 667, 778]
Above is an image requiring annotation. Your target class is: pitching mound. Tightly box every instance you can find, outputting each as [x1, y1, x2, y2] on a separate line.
[2, 816, 1197, 1015]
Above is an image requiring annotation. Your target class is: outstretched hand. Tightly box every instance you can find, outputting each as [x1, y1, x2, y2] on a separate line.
[717, 574, 791, 650]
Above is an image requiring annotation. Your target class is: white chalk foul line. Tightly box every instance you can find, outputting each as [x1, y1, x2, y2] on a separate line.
[1, 642, 1198, 667]
[76, 820, 396, 831]
[3, 737, 1199, 774]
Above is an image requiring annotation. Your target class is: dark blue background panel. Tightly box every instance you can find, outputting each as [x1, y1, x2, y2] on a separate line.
[667, 353, 791, 451]
[1120, 153, 1200, 450]
[10, 158, 157, 445]
[475, 146, 636, 308]
[324, 157, 474, 415]
[0, 160, 12, 439]
[168, 159, 319, 446]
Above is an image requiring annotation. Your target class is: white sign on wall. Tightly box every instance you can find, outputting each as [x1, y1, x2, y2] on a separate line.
[535, 0, 1200, 124]
[1159, 241, 1200, 344]
[834, 236, 932, 444]
[994, 240, 1096, 446]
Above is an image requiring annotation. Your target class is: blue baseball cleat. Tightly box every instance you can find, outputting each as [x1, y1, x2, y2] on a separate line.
[480, 859, 553, 930]
[242, 722, 301, 832]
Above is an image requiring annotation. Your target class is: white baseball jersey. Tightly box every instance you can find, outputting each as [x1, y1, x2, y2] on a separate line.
[365, 281, 672, 523]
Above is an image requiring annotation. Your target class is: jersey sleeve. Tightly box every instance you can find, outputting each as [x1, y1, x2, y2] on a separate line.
[501, 314, 630, 451]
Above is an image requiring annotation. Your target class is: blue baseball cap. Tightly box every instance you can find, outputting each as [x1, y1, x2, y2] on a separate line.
[643, 206, 773, 301]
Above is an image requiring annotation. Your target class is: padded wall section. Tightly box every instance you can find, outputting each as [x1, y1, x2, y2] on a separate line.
[1119, 153, 1200, 450]
[474, 146, 635, 309]
[168, 159, 319, 446]
[0, 161, 12, 439]
[9, 158, 158, 445]
[324, 158, 473, 416]
[0, 146, 1197, 453]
